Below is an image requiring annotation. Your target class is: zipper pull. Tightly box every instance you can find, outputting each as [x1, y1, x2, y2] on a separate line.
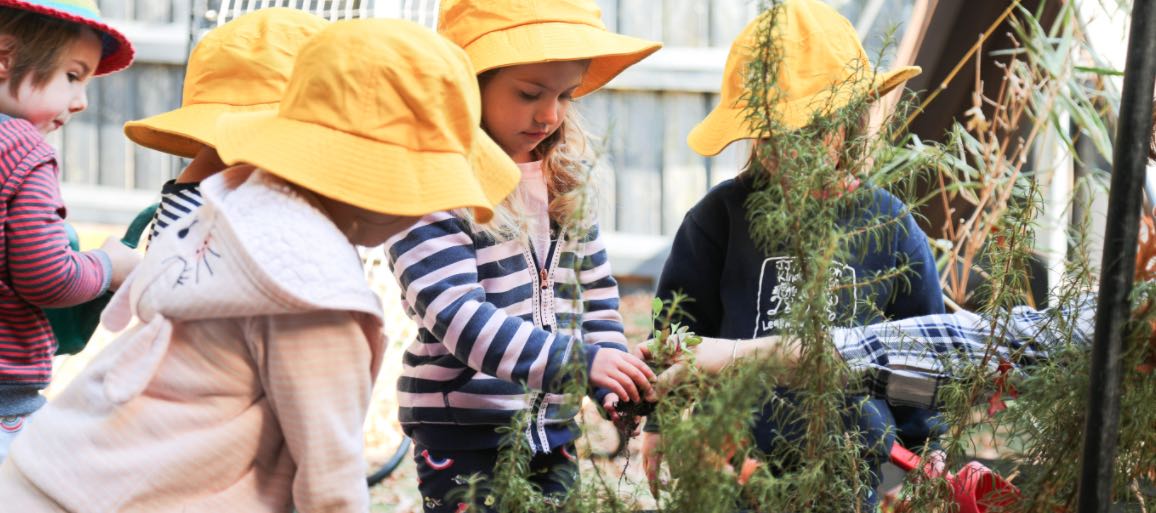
[539, 268, 549, 289]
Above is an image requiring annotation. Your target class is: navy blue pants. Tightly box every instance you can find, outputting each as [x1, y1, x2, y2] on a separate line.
[413, 443, 578, 513]
[748, 392, 897, 510]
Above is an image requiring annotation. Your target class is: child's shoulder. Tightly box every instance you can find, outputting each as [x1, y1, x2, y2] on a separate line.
[855, 186, 913, 218]
[692, 177, 749, 213]
[0, 114, 54, 173]
[0, 114, 46, 145]
[672, 177, 755, 233]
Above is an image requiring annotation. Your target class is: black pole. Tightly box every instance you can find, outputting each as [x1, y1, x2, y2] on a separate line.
[1079, 1, 1156, 512]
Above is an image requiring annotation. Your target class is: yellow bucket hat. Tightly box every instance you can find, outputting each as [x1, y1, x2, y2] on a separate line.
[687, 0, 922, 157]
[214, 19, 520, 222]
[123, 8, 328, 159]
[439, 0, 661, 98]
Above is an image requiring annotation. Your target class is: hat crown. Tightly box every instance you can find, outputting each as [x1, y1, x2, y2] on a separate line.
[439, 0, 606, 49]
[184, 9, 328, 108]
[278, 19, 480, 154]
[723, 0, 873, 110]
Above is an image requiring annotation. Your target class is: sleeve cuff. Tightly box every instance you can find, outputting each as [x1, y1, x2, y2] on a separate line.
[583, 343, 602, 379]
[829, 326, 869, 367]
[594, 341, 629, 353]
[91, 249, 114, 294]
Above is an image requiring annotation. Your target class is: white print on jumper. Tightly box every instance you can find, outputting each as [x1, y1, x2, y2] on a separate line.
[752, 256, 857, 336]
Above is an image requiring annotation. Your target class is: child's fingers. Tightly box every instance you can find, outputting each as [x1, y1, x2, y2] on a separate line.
[737, 458, 760, 485]
[591, 351, 630, 401]
[633, 343, 651, 360]
[632, 356, 657, 381]
[602, 380, 629, 404]
[642, 435, 662, 498]
[602, 392, 619, 409]
[602, 393, 620, 420]
[655, 363, 688, 397]
[619, 361, 653, 396]
[614, 370, 641, 403]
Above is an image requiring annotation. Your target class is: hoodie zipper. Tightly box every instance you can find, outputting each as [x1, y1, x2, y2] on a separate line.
[526, 234, 560, 452]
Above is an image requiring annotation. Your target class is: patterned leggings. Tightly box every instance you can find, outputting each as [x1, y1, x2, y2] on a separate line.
[413, 442, 578, 513]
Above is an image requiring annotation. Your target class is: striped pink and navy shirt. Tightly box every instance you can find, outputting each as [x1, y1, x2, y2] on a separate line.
[388, 212, 628, 453]
[0, 115, 110, 417]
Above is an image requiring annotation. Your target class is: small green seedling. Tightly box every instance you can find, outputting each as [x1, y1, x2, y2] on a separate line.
[645, 296, 703, 372]
[611, 294, 703, 438]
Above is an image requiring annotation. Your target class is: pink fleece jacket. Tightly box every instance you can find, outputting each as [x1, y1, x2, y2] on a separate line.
[0, 167, 386, 512]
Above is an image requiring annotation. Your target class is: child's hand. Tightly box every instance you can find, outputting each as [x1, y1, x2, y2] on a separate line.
[635, 336, 684, 361]
[684, 337, 738, 374]
[654, 361, 689, 397]
[651, 337, 738, 396]
[590, 349, 655, 404]
[604, 392, 654, 439]
[99, 236, 141, 291]
[641, 432, 664, 498]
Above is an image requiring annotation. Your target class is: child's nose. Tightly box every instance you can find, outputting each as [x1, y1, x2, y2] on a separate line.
[70, 89, 89, 114]
[534, 100, 561, 127]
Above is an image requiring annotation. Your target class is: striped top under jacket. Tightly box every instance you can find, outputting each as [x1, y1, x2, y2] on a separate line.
[388, 212, 628, 453]
[0, 115, 110, 416]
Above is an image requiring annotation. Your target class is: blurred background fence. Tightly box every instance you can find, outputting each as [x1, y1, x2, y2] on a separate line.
[56, 0, 926, 284]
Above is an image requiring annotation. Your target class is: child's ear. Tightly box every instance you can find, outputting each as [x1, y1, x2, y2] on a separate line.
[0, 34, 15, 81]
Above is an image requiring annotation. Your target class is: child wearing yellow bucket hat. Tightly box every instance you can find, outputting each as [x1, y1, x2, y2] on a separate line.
[0, 0, 140, 463]
[381, 1, 661, 510]
[123, 8, 328, 243]
[0, 18, 520, 511]
[640, 0, 945, 509]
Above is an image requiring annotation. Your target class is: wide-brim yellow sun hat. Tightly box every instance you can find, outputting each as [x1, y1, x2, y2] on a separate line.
[687, 0, 921, 157]
[215, 19, 519, 222]
[125, 102, 278, 159]
[440, 0, 661, 98]
[124, 8, 328, 158]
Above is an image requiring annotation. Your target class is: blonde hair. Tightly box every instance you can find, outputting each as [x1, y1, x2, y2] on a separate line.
[466, 71, 597, 242]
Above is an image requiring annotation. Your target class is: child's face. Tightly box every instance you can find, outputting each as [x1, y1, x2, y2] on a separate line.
[0, 29, 101, 134]
[479, 61, 587, 163]
[757, 126, 848, 175]
[316, 195, 419, 247]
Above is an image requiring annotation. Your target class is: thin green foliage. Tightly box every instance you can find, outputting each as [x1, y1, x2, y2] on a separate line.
[890, 1, 1156, 511]
[633, 1, 940, 511]
[452, 1, 1155, 512]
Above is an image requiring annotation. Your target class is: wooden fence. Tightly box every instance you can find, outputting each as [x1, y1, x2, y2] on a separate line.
[54, 0, 919, 276]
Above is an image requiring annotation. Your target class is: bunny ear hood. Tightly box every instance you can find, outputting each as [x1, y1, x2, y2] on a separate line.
[94, 165, 386, 406]
[125, 166, 383, 325]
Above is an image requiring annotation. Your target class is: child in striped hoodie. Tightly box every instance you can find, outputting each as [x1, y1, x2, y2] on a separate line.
[0, 0, 138, 462]
[388, 1, 662, 510]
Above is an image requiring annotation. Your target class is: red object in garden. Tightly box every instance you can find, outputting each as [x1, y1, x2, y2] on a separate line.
[889, 444, 1020, 513]
[987, 359, 1020, 415]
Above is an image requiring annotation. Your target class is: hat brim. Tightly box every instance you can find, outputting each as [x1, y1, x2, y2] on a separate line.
[124, 102, 278, 159]
[215, 111, 519, 223]
[0, 0, 134, 75]
[688, 66, 921, 157]
[463, 21, 661, 98]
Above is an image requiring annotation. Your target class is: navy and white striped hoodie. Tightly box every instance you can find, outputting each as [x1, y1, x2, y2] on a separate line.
[387, 211, 628, 453]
